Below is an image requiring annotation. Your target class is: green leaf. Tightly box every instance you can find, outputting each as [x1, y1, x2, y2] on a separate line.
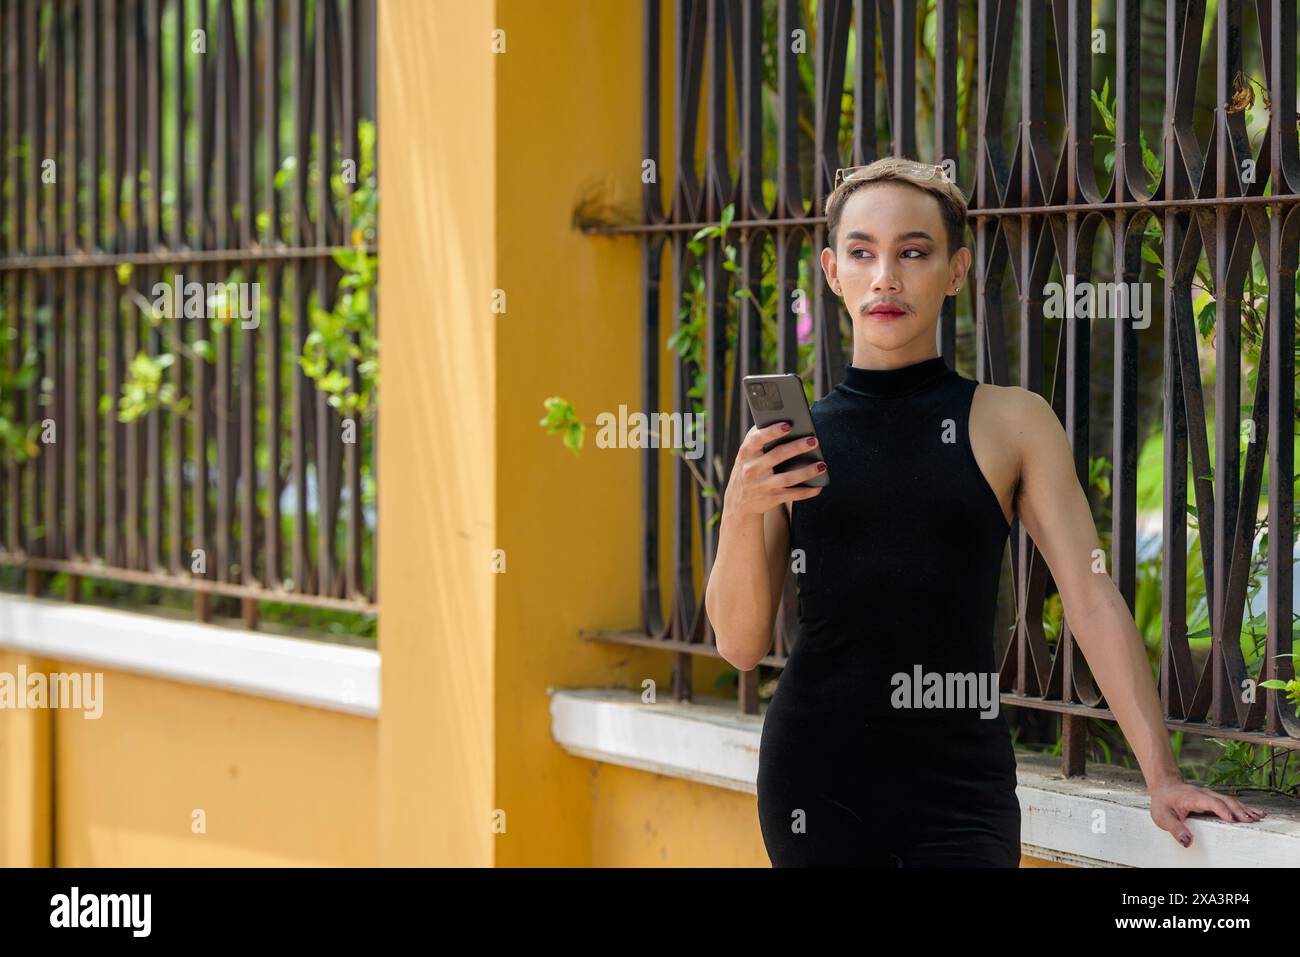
[13, 362, 38, 391]
[1089, 81, 1115, 132]
[1139, 129, 1161, 178]
[1196, 301, 1216, 338]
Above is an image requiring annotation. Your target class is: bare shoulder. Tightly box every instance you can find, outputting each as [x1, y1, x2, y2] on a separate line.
[972, 382, 1059, 453]
[971, 379, 1048, 416]
[968, 382, 1063, 523]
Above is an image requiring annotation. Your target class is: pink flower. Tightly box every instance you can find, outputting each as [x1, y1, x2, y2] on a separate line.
[796, 296, 813, 345]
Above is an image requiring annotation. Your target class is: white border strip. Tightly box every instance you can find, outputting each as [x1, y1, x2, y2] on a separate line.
[550, 687, 762, 794]
[0, 595, 379, 717]
[550, 688, 1300, 867]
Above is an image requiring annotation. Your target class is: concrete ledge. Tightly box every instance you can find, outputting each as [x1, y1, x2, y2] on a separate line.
[549, 687, 1300, 867]
[0, 595, 379, 717]
[550, 686, 761, 794]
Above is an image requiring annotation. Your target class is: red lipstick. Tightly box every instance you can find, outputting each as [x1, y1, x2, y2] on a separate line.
[867, 302, 907, 320]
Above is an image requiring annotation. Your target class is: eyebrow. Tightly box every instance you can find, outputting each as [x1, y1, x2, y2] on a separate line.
[844, 230, 935, 244]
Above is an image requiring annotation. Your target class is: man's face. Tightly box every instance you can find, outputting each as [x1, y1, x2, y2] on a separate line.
[820, 181, 970, 353]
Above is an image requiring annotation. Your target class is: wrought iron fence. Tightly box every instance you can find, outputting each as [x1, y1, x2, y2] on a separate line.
[583, 0, 1300, 775]
[0, 0, 378, 625]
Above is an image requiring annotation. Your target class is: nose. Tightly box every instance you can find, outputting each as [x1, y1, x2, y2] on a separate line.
[868, 258, 901, 294]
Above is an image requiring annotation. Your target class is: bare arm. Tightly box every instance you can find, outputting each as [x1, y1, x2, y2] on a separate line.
[1012, 389, 1265, 846]
[706, 424, 824, 671]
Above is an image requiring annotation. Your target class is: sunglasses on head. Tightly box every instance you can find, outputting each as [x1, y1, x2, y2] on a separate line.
[833, 162, 950, 190]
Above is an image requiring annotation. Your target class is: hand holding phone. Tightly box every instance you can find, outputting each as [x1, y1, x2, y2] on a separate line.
[743, 374, 828, 484]
[723, 373, 828, 518]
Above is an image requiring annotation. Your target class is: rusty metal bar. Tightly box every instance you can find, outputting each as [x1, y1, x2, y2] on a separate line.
[588, 192, 1300, 237]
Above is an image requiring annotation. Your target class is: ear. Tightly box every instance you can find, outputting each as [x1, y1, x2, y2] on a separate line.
[820, 245, 839, 294]
[948, 246, 972, 295]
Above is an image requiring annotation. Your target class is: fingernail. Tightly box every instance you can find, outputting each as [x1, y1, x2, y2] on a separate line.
[817, 462, 827, 472]
[781, 422, 792, 432]
[1179, 834, 1191, 847]
[806, 437, 817, 446]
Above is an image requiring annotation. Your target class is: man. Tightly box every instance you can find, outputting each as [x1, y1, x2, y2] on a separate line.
[704, 156, 1265, 867]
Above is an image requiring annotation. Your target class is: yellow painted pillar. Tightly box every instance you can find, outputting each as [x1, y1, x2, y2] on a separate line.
[377, 0, 498, 866]
[0, 651, 53, 867]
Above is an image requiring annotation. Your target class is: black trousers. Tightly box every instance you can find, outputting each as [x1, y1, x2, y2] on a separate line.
[757, 709, 1022, 868]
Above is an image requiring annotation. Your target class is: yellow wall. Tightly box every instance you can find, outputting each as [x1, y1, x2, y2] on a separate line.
[0, 651, 51, 867]
[492, 0, 641, 867]
[490, 0, 735, 865]
[588, 764, 1063, 867]
[592, 766, 771, 867]
[0, 650, 376, 867]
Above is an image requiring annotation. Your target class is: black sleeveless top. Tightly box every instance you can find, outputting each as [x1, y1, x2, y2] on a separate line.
[788, 354, 1011, 718]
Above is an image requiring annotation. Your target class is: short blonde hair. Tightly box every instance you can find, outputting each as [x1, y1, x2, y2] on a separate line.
[824, 157, 969, 257]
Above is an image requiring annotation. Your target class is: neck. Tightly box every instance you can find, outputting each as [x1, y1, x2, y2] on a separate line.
[848, 348, 941, 371]
[839, 352, 951, 398]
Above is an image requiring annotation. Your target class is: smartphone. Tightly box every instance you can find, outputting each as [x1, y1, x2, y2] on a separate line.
[742, 373, 829, 487]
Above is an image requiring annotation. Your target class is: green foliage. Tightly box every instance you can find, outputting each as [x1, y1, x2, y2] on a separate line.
[119, 352, 181, 424]
[1086, 454, 1112, 500]
[114, 267, 248, 422]
[681, 203, 815, 526]
[0, 300, 42, 464]
[538, 396, 585, 454]
[114, 118, 380, 424]
[300, 118, 380, 420]
[1261, 655, 1300, 718]
[1204, 736, 1300, 795]
[1090, 78, 1162, 189]
[302, 246, 378, 419]
[254, 598, 377, 642]
[674, 203, 741, 410]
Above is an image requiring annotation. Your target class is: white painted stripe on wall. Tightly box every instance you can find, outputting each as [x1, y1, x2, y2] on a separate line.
[0, 595, 379, 717]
